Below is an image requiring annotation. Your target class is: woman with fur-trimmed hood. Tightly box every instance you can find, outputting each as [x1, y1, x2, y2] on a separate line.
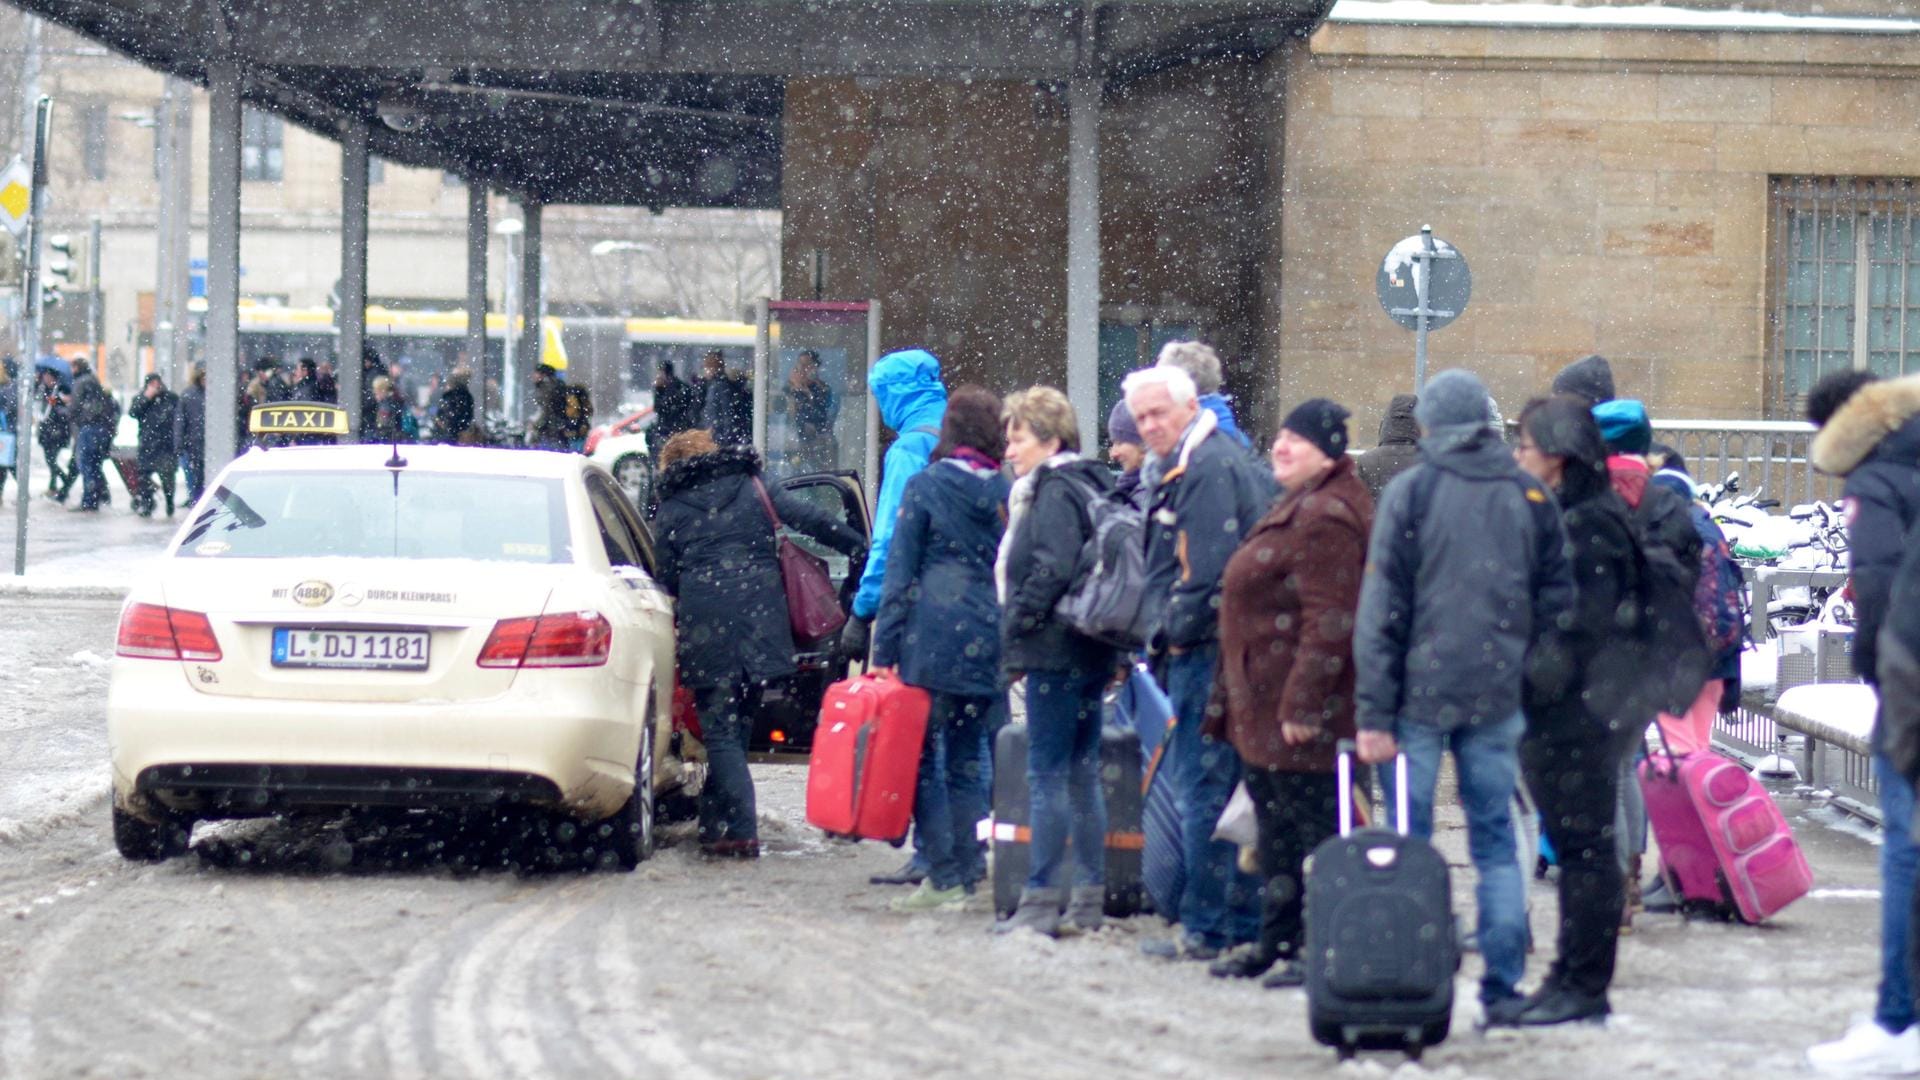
[651, 431, 866, 857]
[1809, 371, 1920, 687]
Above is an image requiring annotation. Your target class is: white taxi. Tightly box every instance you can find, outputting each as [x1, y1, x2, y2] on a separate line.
[108, 412, 689, 868]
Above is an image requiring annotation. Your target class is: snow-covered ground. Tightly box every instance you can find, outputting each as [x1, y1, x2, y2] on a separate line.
[0, 475, 178, 596]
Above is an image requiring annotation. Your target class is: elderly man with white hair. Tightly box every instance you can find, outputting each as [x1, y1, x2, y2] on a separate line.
[1155, 340, 1251, 449]
[1126, 364, 1276, 961]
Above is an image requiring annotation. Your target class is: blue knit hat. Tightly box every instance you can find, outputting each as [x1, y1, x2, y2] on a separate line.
[1108, 397, 1142, 447]
[1592, 399, 1652, 455]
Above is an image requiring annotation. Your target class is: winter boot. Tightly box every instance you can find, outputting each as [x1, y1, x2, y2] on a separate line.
[1059, 885, 1104, 935]
[1621, 854, 1643, 932]
[992, 887, 1064, 937]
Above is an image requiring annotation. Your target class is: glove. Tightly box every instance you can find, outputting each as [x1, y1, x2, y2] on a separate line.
[839, 615, 872, 665]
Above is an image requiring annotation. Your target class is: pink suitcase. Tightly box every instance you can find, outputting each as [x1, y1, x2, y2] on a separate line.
[1639, 749, 1813, 923]
[804, 674, 930, 842]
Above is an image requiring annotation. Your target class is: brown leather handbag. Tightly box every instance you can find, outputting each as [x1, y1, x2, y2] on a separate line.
[750, 477, 848, 647]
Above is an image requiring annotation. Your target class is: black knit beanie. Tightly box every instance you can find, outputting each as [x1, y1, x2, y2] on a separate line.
[1281, 398, 1350, 461]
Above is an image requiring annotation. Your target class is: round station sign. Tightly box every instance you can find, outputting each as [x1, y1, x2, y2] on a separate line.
[1375, 232, 1471, 332]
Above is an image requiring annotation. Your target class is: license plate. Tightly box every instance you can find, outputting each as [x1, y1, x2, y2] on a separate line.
[272, 628, 430, 670]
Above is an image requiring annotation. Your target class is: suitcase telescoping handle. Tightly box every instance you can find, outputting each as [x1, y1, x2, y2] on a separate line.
[1334, 738, 1409, 839]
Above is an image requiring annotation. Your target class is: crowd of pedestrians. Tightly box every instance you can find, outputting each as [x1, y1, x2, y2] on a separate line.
[645, 339, 1920, 1050]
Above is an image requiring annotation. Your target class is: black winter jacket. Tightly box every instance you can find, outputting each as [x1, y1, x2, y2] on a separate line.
[1357, 393, 1420, 503]
[872, 458, 1010, 697]
[1355, 423, 1576, 734]
[1811, 374, 1920, 687]
[653, 446, 865, 688]
[1142, 412, 1278, 649]
[172, 386, 205, 458]
[1879, 531, 1920, 784]
[1522, 472, 1650, 747]
[128, 390, 178, 469]
[1000, 458, 1119, 676]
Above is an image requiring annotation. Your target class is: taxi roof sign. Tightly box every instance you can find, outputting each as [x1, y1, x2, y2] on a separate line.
[250, 402, 349, 436]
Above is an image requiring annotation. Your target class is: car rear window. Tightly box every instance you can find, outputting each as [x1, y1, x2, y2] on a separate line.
[176, 470, 572, 564]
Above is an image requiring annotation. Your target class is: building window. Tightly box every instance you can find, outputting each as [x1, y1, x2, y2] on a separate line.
[369, 156, 385, 185]
[82, 104, 107, 180]
[1771, 177, 1920, 416]
[442, 170, 463, 188]
[241, 108, 284, 182]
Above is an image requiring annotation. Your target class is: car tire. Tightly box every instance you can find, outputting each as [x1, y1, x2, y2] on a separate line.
[609, 704, 657, 870]
[612, 453, 652, 507]
[112, 804, 192, 862]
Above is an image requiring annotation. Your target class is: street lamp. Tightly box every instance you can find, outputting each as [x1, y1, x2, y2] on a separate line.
[494, 217, 524, 425]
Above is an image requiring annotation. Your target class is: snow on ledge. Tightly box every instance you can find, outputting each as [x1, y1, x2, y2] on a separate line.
[1776, 683, 1879, 742]
[1326, 0, 1920, 35]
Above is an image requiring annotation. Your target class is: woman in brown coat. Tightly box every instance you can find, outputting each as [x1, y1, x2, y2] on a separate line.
[1207, 398, 1374, 987]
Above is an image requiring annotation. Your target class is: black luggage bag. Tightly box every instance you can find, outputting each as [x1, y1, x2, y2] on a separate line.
[990, 723, 1145, 918]
[1304, 741, 1457, 1061]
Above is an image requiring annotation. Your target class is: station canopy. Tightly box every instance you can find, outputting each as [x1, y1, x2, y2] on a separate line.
[13, 0, 1332, 209]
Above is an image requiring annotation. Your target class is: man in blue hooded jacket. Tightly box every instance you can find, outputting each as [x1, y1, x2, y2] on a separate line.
[839, 348, 948, 885]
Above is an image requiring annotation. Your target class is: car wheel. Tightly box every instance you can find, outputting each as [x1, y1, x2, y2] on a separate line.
[112, 804, 192, 862]
[613, 453, 652, 506]
[609, 704, 657, 870]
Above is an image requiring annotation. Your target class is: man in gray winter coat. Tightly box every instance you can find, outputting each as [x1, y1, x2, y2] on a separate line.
[1354, 368, 1574, 1018]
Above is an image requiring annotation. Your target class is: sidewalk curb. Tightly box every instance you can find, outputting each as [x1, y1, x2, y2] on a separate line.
[0, 580, 129, 602]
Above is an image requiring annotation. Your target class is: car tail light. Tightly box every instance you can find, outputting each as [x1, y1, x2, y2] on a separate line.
[477, 612, 611, 669]
[116, 602, 224, 662]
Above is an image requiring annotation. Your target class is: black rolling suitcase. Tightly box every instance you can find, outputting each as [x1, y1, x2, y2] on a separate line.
[1304, 741, 1457, 1062]
[989, 723, 1144, 918]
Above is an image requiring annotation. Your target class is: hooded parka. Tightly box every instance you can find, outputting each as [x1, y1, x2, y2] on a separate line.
[652, 446, 866, 688]
[1357, 393, 1420, 503]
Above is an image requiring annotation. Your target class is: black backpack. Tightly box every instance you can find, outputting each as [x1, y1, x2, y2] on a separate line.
[1051, 472, 1154, 651]
[1628, 525, 1715, 717]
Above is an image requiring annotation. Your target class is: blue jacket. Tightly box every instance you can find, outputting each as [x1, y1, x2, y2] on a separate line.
[851, 349, 947, 619]
[871, 458, 1010, 696]
[1199, 393, 1251, 449]
[1143, 410, 1277, 649]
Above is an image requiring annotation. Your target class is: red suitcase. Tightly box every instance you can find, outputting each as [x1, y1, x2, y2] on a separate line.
[805, 674, 930, 841]
[1640, 744, 1813, 924]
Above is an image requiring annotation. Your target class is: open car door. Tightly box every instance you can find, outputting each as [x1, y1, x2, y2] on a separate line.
[751, 469, 870, 751]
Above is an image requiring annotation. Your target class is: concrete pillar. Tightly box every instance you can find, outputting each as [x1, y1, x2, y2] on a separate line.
[155, 77, 193, 388]
[204, 61, 242, 472]
[465, 184, 490, 422]
[337, 119, 369, 437]
[518, 201, 543, 407]
[1065, 76, 1101, 455]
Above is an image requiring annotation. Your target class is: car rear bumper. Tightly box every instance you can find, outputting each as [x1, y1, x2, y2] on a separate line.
[109, 661, 640, 822]
[135, 763, 563, 816]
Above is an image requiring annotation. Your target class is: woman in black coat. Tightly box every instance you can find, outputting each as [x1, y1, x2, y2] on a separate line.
[1503, 394, 1648, 1028]
[652, 431, 866, 857]
[127, 374, 179, 517]
[994, 386, 1119, 937]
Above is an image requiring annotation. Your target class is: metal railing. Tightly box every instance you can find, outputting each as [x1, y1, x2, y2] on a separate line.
[1718, 691, 1880, 826]
[1651, 419, 1838, 507]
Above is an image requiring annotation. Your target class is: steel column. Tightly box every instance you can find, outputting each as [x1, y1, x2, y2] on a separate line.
[204, 61, 243, 472]
[518, 201, 543, 419]
[157, 77, 194, 386]
[337, 118, 369, 437]
[465, 184, 490, 422]
[1065, 76, 1101, 454]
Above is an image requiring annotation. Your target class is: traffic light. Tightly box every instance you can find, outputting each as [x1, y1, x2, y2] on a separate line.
[44, 232, 72, 308]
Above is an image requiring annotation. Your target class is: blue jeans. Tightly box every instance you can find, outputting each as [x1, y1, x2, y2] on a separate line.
[1025, 667, 1107, 892]
[1877, 753, 1917, 1033]
[180, 452, 205, 506]
[1382, 712, 1529, 1004]
[693, 682, 757, 844]
[74, 426, 107, 509]
[913, 692, 993, 890]
[905, 695, 1003, 875]
[1166, 644, 1261, 949]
